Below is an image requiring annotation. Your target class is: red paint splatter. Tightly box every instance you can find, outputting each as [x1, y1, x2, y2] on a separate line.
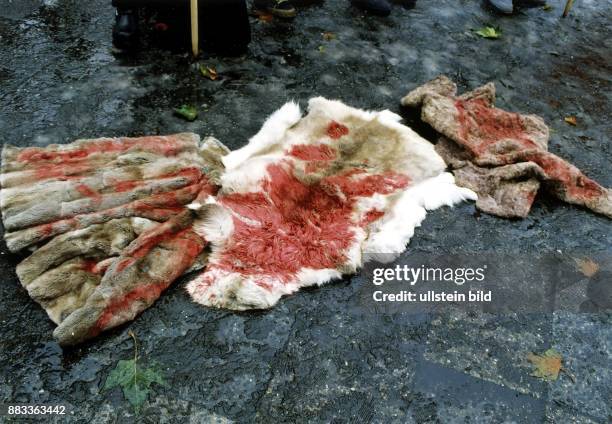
[79, 259, 100, 274]
[525, 152, 604, 200]
[327, 121, 350, 139]
[24, 180, 212, 249]
[455, 98, 539, 156]
[92, 228, 204, 334]
[214, 161, 410, 282]
[113, 180, 141, 193]
[17, 136, 186, 164]
[361, 209, 385, 226]
[32, 162, 94, 182]
[92, 282, 168, 336]
[454, 97, 606, 207]
[324, 170, 410, 198]
[75, 184, 102, 204]
[287, 144, 337, 161]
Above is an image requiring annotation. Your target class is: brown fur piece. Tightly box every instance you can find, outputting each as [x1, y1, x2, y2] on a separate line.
[1, 133, 229, 345]
[404, 76, 612, 219]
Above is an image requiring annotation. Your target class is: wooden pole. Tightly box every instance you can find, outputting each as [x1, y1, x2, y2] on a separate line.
[190, 0, 199, 57]
[563, 0, 575, 18]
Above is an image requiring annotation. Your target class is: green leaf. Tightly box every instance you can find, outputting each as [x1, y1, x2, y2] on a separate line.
[103, 359, 136, 391]
[103, 359, 165, 412]
[123, 384, 149, 411]
[474, 26, 502, 39]
[141, 366, 167, 387]
[174, 105, 198, 121]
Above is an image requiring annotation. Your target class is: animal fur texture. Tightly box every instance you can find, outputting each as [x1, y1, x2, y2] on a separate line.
[402, 76, 612, 219]
[186, 98, 476, 310]
[1, 134, 229, 345]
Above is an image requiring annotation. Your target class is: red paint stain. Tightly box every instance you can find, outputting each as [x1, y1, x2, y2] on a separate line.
[326, 121, 350, 139]
[32, 162, 93, 182]
[91, 282, 168, 336]
[454, 98, 606, 206]
[287, 144, 337, 161]
[525, 152, 604, 200]
[324, 169, 410, 198]
[109, 167, 203, 193]
[27, 180, 212, 248]
[113, 180, 141, 193]
[214, 161, 409, 282]
[79, 259, 100, 274]
[15, 136, 192, 185]
[92, 228, 204, 335]
[361, 209, 385, 226]
[17, 136, 186, 164]
[75, 184, 102, 202]
[113, 228, 184, 274]
[455, 98, 539, 155]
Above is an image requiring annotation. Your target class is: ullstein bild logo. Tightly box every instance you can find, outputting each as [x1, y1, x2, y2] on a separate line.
[372, 290, 492, 303]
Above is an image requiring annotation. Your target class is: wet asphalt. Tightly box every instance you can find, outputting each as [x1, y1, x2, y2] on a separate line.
[0, 0, 611, 422]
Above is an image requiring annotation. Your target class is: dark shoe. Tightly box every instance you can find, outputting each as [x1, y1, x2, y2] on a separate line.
[488, 0, 547, 14]
[487, 0, 513, 14]
[514, 0, 546, 8]
[112, 9, 139, 50]
[254, 0, 297, 18]
[351, 0, 392, 16]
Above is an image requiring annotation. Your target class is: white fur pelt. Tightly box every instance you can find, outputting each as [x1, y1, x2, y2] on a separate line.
[187, 98, 476, 310]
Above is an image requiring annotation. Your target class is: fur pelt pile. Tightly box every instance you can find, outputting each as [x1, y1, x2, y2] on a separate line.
[402, 76, 612, 219]
[1, 99, 476, 345]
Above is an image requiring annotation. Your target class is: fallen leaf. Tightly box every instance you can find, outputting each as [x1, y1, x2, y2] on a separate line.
[199, 64, 218, 81]
[564, 116, 577, 126]
[255, 10, 273, 23]
[542, 4, 553, 11]
[322, 31, 336, 41]
[318, 45, 326, 53]
[103, 360, 166, 411]
[527, 349, 562, 381]
[174, 105, 198, 121]
[575, 257, 599, 277]
[474, 26, 502, 39]
[102, 332, 166, 412]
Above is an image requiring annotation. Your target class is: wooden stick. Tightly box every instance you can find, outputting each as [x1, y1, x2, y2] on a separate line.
[190, 0, 199, 57]
[563, 0, 575, 18]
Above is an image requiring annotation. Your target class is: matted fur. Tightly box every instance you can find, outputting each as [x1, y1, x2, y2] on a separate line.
[187, 98, 476, 310]
[0, 133, 229, 345]
[402, 76, 612, 218]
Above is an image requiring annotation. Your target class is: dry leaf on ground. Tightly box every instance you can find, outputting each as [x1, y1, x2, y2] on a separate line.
[199, 64, 218, 81]
[527, 349, 563, 381]
[322, 31, 336, 41]
[255, 11, 273, 23]
[574, 258, 599, 277]
[564, 116, 578, 126]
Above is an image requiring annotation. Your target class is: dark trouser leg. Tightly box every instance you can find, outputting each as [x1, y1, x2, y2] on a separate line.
[112, 3, 139, 50]
[350, 0, 392, 16]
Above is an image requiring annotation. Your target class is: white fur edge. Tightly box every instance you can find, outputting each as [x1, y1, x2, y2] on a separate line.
[363, 173, 477, 262]
[221, 101, 302, 171]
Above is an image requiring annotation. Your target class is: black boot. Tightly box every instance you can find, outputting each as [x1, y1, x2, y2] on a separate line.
[112, 8, 139, 50]
[351, 0, 392, 16]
